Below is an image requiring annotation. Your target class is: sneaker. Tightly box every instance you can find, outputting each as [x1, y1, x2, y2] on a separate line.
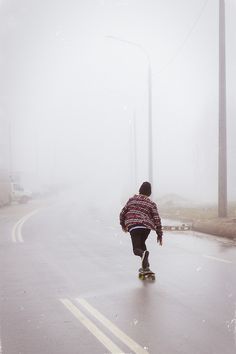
[141, 250, 149, 269]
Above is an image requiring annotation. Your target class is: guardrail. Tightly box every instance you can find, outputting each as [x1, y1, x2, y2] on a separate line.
[162, 224, 192, 231]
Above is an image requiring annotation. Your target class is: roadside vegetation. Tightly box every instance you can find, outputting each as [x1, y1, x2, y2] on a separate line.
[157, 195, 236, 239]
[159, 202, 236, 222]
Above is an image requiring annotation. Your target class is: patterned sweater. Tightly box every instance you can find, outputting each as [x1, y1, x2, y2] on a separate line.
[119, 194, 162, 236]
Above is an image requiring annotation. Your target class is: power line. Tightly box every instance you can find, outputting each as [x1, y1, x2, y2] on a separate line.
[156, 0, 210, 76]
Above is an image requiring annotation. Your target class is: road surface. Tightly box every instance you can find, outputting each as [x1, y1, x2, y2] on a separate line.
[0, 196, 236, 354]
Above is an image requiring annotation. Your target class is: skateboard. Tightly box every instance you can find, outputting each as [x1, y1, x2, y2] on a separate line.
[138, 268, 155, 281]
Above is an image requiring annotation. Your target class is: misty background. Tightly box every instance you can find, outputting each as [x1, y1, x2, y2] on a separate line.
[0, 0, 236, 210]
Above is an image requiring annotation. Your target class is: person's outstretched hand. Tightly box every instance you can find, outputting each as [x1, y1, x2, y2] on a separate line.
[157, 234, 163, 246]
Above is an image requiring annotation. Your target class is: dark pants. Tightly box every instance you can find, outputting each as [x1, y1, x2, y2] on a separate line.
[130, 228, 151, 257]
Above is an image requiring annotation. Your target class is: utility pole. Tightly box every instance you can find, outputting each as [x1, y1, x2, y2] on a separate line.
[147, 61, 153, 186]
[8, 118, 12, 179]
[132, 110, 137, 187]
[218, 0, 227, 217]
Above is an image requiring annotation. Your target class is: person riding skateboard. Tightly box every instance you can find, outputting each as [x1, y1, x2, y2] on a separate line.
[119, 182, 163, 270]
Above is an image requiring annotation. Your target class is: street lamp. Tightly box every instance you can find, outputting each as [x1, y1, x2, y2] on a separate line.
[106, 35, 153, 186]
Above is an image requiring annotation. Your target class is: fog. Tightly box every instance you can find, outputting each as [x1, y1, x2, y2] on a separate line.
[0, 0, 236, 208]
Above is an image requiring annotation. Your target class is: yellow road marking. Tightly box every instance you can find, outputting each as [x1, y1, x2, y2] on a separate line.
[60, 299, 123, 354]
[77, 298, 149, 354]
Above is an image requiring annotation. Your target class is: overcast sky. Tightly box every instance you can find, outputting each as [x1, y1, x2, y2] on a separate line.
[0, 0, 235, 206]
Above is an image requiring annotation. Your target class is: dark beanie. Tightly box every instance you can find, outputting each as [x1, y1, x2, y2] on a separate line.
[139, 182, 151, 196]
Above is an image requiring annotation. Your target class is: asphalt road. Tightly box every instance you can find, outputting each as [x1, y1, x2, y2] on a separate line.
[0, 197, 236, 354]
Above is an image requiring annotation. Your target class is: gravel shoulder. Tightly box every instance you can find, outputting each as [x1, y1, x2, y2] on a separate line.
[160, 204, 236, 239]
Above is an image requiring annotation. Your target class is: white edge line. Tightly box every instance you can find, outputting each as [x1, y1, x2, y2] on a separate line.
[77, 298, 149, 354]
[60, 299, 123, 354]
[12, 209, 40, 243]
[12, 219, 21, 243]
[17, 218, 26, 243]
[203, 255, 233, 264]
[12, 214, 29, 243]
[11, 215, 28, 243]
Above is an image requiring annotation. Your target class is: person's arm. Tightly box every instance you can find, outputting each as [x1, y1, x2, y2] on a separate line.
[151, 203, 163, 245]
[119, 203, 128, 232]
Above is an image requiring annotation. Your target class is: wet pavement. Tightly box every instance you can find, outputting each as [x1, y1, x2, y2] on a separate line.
[0, 197, 236, 354]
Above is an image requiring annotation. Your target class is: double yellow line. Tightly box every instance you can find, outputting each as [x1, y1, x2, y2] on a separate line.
[60, 298, 149, 354]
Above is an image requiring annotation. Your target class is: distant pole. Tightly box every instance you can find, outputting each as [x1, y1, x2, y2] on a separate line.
[8, 118, 12, 179]
[218, 0, 227, 217]
[148, 60, 153, 186]
[106, 36, 153, 186]
[132, 110, 137, 187]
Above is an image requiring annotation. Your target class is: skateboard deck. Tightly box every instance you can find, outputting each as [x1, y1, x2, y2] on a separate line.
[138, 268, 155, 281]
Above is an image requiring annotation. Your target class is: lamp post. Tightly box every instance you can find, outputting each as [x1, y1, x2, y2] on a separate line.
[107, 36, 153, 186]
